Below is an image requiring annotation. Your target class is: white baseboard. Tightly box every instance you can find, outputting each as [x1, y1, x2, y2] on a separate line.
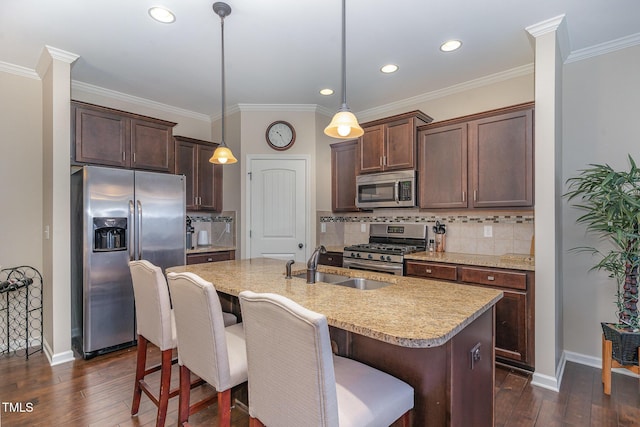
[565, 350, 639, 378]
[531, 351, 565, 391]
[43, 339, 75, 366]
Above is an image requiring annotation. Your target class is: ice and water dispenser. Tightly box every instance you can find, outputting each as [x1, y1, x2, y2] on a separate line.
[93, 217, 127, 251]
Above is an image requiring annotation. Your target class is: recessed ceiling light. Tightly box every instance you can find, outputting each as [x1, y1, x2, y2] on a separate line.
[149, 6, 176, 23]
[320, 88, 334, 96]
[440, 40, 462, 52]
[380, 64, 399, 74]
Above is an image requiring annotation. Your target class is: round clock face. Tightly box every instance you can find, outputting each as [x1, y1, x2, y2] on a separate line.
[266, 121, 296, 151]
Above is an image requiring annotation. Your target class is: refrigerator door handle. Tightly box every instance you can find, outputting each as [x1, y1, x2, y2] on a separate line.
[128, 200, 135, 261]
[137, 200, 143, 260]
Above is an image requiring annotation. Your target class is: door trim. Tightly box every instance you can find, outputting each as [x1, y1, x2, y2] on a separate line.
[245, 154, 312, 262]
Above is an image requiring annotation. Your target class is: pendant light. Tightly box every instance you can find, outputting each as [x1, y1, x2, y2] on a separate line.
[324, 0, 364, 139]
[209, 2, 238, 164]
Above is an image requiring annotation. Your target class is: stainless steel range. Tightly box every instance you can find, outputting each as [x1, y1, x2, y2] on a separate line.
[343, 223, 428, 275]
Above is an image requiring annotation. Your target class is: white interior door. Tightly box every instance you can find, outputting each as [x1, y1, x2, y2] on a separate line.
[248, 157, 308, 262]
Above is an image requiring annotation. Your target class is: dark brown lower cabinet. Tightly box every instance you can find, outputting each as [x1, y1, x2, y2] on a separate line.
[318, 251, 343, 267]
[405, 260, 534, 370]
[186, 250, 235, 265]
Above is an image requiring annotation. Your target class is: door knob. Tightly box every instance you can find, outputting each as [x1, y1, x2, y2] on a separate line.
[298, 243, 304, 249]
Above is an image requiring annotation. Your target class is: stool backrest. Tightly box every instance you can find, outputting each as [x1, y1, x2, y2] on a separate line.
[129, 260, 174, 351]
[239, 290, 339, 426]
[167, 272, 232, 390]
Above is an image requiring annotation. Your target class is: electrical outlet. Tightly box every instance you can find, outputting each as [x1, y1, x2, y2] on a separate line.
[225, 223, 230, 233]
[320, 223, 326, 233]
[44, 225, 50, 240]
[361, 223, 367, 233]
[483, 225, 493, 238]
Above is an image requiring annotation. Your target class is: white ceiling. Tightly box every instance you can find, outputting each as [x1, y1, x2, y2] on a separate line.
[2, 0, 640, 118]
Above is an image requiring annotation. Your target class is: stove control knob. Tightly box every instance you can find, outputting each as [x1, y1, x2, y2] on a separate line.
[356, 253, 361, 258]
[379, 255, 385, 261]
[386, 256, 392, 261]
[367, 254, 373, 260]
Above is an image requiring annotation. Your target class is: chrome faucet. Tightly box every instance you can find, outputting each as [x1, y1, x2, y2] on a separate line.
[306, 245, 327, 284]
[285, 259, 295, 279]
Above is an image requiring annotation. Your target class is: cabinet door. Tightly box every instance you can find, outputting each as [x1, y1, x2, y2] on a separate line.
[319, 252, 343, 267]
[197, 144, 223, 212]
[359, 124, 385, 173]
[175, 139, 198, 210]
[385, 118, 415, 170]
[331, 140, 359, 212]
[469, 109, 533, 207]
[418, 123, 468, 209]
[131, 119, 174, 173]
[74, 105, 130, 168]
[495, 290, 528, 363]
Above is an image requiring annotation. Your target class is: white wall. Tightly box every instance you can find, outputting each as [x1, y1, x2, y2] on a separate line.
[0, 72, 43, 271]
[562, 44, 640, 360]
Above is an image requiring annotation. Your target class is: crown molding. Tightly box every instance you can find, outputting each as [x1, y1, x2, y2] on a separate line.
[566, 32, 640, 63]
[0, 61, 39, 80]
[525, 15, 566, 38]
[72, 80, 212, 122]
[356, 64, 534, 121]
[35, 46, 79, 79]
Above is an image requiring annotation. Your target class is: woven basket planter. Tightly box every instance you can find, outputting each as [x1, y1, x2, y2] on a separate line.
[601, 322, 640, 366]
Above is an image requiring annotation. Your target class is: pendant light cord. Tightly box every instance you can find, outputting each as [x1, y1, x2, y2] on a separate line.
[220, 13, 227, 146]
[340, 0, 347, 108]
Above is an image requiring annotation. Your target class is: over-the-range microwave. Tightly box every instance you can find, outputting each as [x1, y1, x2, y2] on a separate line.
[356, 170, 416, 209]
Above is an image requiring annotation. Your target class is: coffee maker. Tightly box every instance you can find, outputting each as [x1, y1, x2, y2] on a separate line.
[185, 216, 194, 250]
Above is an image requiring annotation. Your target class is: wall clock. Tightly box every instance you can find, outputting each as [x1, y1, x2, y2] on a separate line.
[266, 121, 296, 151]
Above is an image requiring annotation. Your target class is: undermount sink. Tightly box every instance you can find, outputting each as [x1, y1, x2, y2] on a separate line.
[292, 272, 392, 290]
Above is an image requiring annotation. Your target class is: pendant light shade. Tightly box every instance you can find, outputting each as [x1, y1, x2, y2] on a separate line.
[210, 2, 237, 165]
[324, 0, 363, 140]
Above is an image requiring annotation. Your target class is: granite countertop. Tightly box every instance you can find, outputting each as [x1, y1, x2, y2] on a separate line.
[167, 258, 502, 349]
[187, 245, 236, 255]
[405, 251, 535, 271]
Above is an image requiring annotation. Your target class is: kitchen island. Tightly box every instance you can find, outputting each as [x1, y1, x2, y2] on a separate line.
[167, 258, 502, 426]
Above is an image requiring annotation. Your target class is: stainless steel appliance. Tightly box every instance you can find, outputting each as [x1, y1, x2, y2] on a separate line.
[71, 166, 185, 359]
[356, 170, 416, 209]
[343, 223, 427, 275]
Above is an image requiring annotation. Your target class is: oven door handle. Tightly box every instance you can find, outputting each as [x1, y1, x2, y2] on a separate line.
[343, 259, 403, 274]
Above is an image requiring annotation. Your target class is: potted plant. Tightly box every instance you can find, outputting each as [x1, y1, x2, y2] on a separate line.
[565, 155, 640, 367]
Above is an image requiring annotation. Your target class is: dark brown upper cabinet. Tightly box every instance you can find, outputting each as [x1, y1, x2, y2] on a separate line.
[71, 100, 176, 173]
[418, 103, 534, 209]
[358, 111, 433, 174]
[174, 135, 223, 212]
[331, 139, 359, 212]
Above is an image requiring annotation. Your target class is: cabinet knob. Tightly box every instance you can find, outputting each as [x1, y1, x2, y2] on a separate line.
[425, 268, 432, 274]
[207, 257, 213, 262]
[487, 275, 495, 281]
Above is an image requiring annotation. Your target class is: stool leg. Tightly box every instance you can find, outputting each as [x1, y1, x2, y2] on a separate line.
[400, 410, 411, 427]
[132, 335, 148, 415]
[217, 388, 231, 427]
[603, 336, 613, 395]
[178, 364, 191, 426]
[155, 348, 173, 427]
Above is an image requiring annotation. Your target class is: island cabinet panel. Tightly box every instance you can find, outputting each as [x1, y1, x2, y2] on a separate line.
[332, 308, 494, 426]
[417, 102, 533, 209]
[186, 250, 235, 265]
[318, 251, 343, 267]
[72, 100, 176, 172]
[405, 260, 535, 370]
[174, 135, 223, 212]
[358, 111, 433, 174]
[330, 139, 359, 212]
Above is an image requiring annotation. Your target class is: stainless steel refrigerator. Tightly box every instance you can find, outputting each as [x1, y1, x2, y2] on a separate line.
[71, 166, 185, 359]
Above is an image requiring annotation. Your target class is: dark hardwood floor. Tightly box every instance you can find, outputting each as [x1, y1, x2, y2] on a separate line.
[1, 346, 638, 426]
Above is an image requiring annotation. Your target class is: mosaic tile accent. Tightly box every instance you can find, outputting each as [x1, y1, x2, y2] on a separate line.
[319, 214, 534, 225]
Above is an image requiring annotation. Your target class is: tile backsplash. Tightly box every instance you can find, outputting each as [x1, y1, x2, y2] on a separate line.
[317, 210, 534, 256]
[188, 211, 236, 248]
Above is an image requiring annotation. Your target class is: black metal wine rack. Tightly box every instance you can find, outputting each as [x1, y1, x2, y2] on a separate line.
[0, 266, 43, 359]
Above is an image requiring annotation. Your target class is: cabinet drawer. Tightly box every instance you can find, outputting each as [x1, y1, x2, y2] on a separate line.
[187, 251, 235, 265]
[405, 261, 457, 281]
[319, 252, 343, 267]
[459, 267, 526, 290]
